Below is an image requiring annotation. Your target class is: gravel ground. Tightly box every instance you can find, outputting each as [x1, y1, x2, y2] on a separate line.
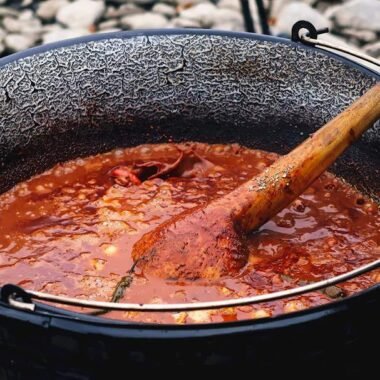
[0, 0, 379, 59]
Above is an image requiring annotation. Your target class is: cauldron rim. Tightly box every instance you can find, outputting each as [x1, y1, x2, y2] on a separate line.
[0, 28, 378, 78]
[0, 29, 378, 335]
[0, 284, 378, 338]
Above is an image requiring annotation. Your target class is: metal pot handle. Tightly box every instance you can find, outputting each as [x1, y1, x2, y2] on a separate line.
[2, 259, 379, 313]
[291, 20, 380, 68]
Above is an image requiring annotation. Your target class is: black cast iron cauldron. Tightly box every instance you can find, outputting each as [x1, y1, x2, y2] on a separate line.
[0, 30, 379, 377]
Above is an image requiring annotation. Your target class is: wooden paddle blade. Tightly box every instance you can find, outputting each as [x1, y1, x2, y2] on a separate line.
[232, 82, 380, 232]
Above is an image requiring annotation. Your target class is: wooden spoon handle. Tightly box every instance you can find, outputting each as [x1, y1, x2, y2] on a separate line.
[229, 82, 380, 232]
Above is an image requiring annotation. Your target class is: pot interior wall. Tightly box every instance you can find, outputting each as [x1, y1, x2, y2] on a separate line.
[0, 32, 378, 200]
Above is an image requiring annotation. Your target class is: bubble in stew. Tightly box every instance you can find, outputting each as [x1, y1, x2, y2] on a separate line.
[0, 143, 378, 324]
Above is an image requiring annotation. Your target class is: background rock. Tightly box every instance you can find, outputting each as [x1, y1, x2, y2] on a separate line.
[328, 0, 380, 32]
[42, 27, 90, 43]
[212, 8, 244, 30]
[121, 12, 168, 29]
[179, 3, 218, 28]
[0, 0, 377, 60]
[98, 19, 119, 30]
[170, 16, 201, 28]
[3, 13, 42, 35]
[0, 27, 5, 54]
[152, 3, 176, 18]
[363, 41, 380, 58]
[5, 33, 37, 51]
[0, 7, 19, 18]
[37, 0, 70, 21]
[339, 28, 377, 45]
[56, 0, 105, 28]
[276, 2, 331, 36]
[217, 0, 240, 12]
[106, 4, 145, 18]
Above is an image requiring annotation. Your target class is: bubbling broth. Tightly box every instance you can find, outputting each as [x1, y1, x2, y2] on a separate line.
[0, 143, 379, 324]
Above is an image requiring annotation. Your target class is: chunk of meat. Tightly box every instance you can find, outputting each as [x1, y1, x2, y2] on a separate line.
[109, 166, 142, 186]
[109, 147, 216, 187]
[132, 204, 248, 280]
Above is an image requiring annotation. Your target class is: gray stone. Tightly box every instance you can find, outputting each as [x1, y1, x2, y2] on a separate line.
[179, 3, 218, 28]
[4, 33, 38, 52]
[214, 8, 243, 25]
[340, 28, 377, 44]
[97, 27, 121, 34]
[98, 19, 120, 30]
[175, 0, 210, 10]
[2, 17, 21, 33]
[213, 21, 244, 32]
[212, 7, 244, 31]
[37, 0, 70, 21]
[121, 13, 168, 29]
[314, 0, 333, 14]
[0, 28, 5, 42]
[276, 2, 331, 36]
[19, 10, 34, 21]
[328, 0, 380, 32]
[112, 0, 155, 4]
[133, 0, 157, 4]
[170, 16, 201, 28]
[0, 7, 19, 18]
[106, 4, 144, 18]
[22, 20, 43, 36]
[159, 0, 177, 4]
[105, 5, 116, 17]
[152, 3, 176, 18]
[56, 0, 105, 29]
[363, 41, 380, 58]
[164, 0, 207, 6]
[41, 23, 64, 33]
[42, 28, 91, 44]
[270, 0, 295, 19]
[3, 14, 42, 35]
[324, 4, 343, 20]
[217, 0, 240, 12]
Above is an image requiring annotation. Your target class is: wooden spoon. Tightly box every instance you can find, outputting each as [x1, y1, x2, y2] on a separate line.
[132, 83, 380, 281]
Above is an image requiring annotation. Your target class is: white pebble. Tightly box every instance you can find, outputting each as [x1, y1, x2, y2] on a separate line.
[5, 34, 37, 52]
[179, 3, 218, 28]
[152, 3, 176, 18]
[43, 28, 91, 44]
[37, 0, 70, 21]
[121, 13, 168, 29]
[57, 0, 105, 29]
[276, 2, 331, 36]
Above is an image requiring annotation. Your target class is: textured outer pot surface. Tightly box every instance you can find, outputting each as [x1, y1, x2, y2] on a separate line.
[0, 30, 378, 375]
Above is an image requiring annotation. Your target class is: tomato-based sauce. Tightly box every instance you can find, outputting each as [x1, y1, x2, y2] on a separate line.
[0, 143, 379, 324]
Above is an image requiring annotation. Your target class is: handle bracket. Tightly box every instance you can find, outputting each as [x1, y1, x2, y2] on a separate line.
[291, 20, 329, 45]
[291, 20, 380, 68]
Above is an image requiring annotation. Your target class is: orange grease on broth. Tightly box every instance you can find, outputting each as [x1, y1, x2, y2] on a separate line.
[0, 143, 379, 324]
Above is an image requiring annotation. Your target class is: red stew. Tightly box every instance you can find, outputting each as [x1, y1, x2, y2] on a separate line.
[0, 143, 379, 324]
